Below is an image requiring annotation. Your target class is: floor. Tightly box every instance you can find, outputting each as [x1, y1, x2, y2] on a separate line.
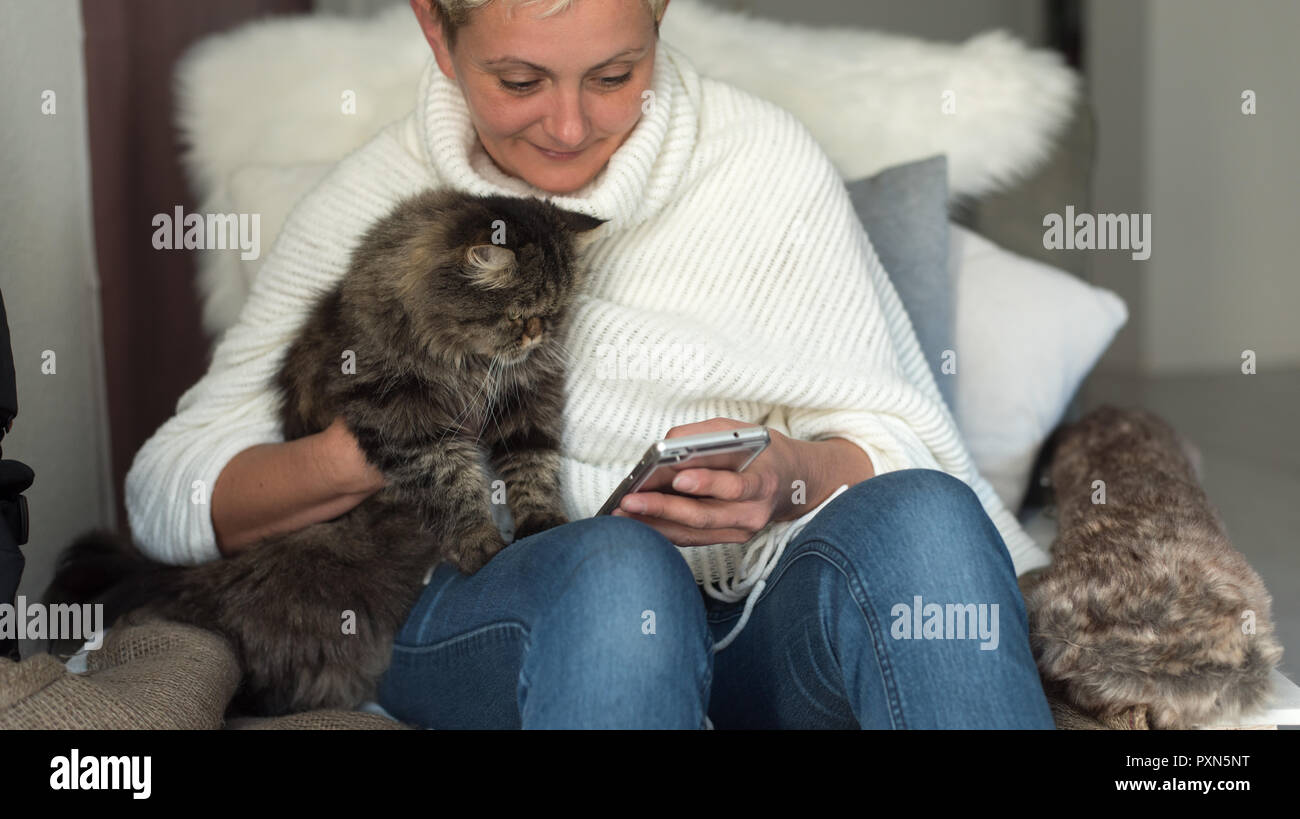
[1079, 367, 1300, 685]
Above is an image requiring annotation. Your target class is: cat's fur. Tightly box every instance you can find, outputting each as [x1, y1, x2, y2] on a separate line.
[46, 189, 604, 716]
[1022, 405, 1283, 729]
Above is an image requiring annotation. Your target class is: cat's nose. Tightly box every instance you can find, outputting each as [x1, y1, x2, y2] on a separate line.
[522, 316, 544, 346]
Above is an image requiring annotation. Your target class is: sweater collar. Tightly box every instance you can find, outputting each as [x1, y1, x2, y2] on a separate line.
[417, 40, 699, 230]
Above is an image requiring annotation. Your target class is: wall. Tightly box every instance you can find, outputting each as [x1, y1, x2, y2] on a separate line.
[317, 0, 1047, 44]
[1141, 0, 1300, 372]
[0, 0, 116, 653]
[1083, 0, 1148, 372]
[735, 0, 1045, 45]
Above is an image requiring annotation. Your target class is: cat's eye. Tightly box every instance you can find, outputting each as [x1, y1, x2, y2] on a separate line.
[507, 308, 522, 321]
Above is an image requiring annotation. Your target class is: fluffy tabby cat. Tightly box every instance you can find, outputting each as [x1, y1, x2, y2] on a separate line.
[46, 189, 605, 716]
[1022, 405, 1283, 729]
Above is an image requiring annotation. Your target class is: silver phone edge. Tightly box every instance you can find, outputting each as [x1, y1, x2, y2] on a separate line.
[595, 426, 770, 517]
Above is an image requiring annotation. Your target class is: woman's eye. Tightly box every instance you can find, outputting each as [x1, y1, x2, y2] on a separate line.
[597, 72, 633, 89]
[499, 72, 632, 94]
[499, 78, 539, 93]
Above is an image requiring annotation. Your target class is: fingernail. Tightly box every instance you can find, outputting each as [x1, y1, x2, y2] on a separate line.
[624, 497, 645, 513]
[673, 475, 696, 492]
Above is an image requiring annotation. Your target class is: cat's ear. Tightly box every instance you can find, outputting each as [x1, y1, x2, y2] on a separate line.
[463, 244, 516, 290]
[556, 209, 606, 254]
[555, 209, 606, 234]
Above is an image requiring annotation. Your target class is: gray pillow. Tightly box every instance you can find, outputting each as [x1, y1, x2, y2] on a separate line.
[845, 155, 954, 407]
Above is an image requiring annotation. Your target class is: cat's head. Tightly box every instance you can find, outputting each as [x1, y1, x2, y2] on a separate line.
[386, 191, 605, 367]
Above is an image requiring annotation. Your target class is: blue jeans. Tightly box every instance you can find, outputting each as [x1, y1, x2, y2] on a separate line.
[375, 469, 1055, 729]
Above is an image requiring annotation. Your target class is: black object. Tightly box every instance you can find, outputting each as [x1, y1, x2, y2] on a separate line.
[1, 288, 34, 662]
[1046, 0, 1084, 71]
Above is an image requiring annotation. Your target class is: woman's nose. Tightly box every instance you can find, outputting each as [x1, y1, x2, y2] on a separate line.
[542, 87, 589, 149]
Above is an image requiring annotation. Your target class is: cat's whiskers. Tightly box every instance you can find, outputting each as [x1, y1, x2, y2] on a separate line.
[435, 356, 497, 447]
[546, 340, 581, 373]
[507, 358, 523, 410]
[480, 355, 510, 450]
[375, 357, 415, 402]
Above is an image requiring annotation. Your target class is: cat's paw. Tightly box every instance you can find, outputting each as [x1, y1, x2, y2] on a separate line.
[512, 510, 569, 541]
[449, 523, 508, 575]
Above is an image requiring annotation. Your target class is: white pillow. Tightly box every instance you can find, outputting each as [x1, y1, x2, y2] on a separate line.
[949, 222, 1128, 512]
[661, 0, 1079, 199]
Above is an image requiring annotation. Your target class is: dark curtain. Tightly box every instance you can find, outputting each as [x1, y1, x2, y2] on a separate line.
[1045, 0, 1084, 70]
[81, 0, 311, 535]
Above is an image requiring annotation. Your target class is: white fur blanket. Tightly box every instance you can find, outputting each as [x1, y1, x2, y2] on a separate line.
[175, 0, 1078, 338]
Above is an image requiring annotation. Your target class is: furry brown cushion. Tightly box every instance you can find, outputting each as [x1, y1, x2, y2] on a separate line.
[1021, 408, 1282, 729]
[1020, 569, 1147, 730]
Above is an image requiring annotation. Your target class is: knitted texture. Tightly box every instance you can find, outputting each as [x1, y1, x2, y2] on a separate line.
[225, 710, 410, 730]
[127, 43, 1048, 624]
[0, 617, 239, 730]
[0, 618, 412, 730]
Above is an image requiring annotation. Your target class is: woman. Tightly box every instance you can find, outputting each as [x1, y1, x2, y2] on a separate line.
[127, 0, 1055, 728]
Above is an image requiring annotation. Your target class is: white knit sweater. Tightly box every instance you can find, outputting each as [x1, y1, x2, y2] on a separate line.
[126, 41, 1049, 651]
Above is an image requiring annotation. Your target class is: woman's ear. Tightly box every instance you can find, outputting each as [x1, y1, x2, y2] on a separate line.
[464, 244, 517, 289]
[411, 0, 456, 80]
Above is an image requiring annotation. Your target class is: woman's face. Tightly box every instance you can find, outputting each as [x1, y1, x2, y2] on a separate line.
[413, 0, 662, 195]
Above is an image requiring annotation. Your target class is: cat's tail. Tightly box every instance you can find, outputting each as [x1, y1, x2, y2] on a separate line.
[43, 528, 188, 631]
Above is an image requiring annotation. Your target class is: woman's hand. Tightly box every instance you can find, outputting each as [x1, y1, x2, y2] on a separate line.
[611, 417, 803, 546]
[211, 416, 388, 557]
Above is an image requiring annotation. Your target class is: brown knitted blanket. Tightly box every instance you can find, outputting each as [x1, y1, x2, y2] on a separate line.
[0, 614, 409, 730]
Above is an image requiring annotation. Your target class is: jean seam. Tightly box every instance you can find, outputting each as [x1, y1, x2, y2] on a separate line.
[392, 620, 528, 656]
[697, 653, 714, 729]
[757, 538, 908, 729]
[782, 621, 857, 724]
[518, 519, 705, 725]
[698, 603, 717, 728]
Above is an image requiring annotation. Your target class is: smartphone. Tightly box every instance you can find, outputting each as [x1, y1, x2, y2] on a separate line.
[596, 426, 771, 516]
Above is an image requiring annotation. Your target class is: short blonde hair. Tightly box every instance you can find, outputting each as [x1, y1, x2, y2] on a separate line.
[431, 0, 667, 48]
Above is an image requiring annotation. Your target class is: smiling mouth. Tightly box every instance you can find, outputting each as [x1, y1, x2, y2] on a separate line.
[532, 143, 585, 160]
